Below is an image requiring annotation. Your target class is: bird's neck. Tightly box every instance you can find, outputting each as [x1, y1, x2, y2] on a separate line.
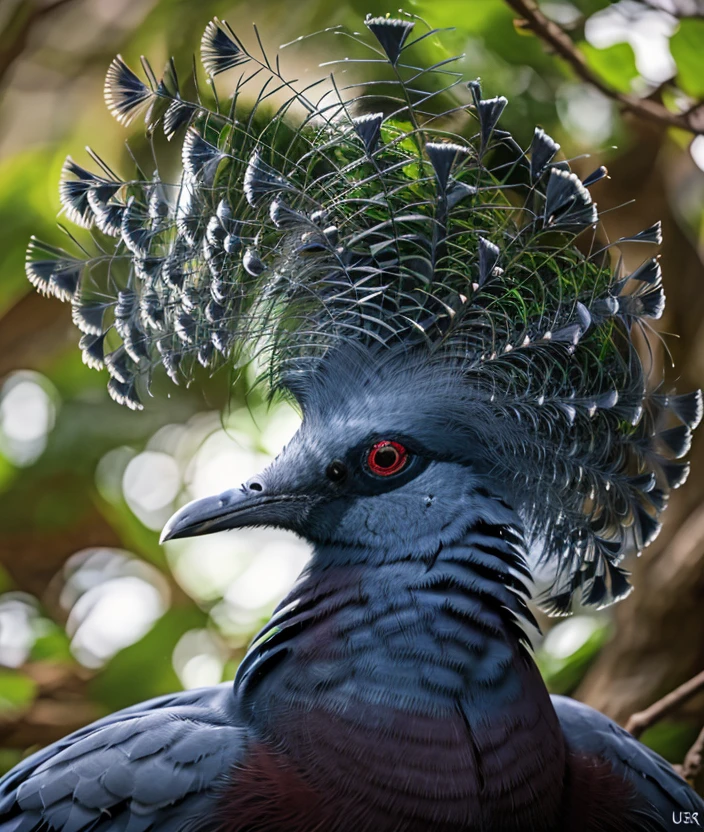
[235, 513, 566, 829]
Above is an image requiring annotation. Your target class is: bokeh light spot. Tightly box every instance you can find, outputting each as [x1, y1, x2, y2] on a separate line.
[542, 616, 601, 660]
[123, 451, 181, 529]
[61, 549, 169, 668]
[0, 372, 58, 466]
[172, 629, 225, 689]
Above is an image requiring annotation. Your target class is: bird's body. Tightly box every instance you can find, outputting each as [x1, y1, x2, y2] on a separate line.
[1, 534, 700, 831]
[4, 11, 704, 831]
[233, 515, 564, 832]
[2, 392, 701, 831]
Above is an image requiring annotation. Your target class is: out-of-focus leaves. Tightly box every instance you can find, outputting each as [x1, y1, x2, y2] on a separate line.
[0, 670, 37, 714]
[0, 564, 13, 595]
[640, 720, 702, 765]
[570, 0, 612, 16]
[29, 619, 72, 663]
[0, 751, 23, 778]
[0, 454, 15, 493]
[97, 496, 169, 572]
[89, 606, 208, 711]
[670, 18, 704, 98]
[581, 41, 638, 93]
[538, 620, 610, 695]
[415, 0, 510, 31]
[0, 0, 701, 780]
[0, 149, 62, 315]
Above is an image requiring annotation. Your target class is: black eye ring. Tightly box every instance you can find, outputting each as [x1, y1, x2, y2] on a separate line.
[326, 459, 348, 483]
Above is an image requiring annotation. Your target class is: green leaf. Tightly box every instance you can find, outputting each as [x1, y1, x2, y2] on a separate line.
[0, 453, 17, 496]
[0, 149, 63, 316]
[581, 41, 638, 94]
[0, 562, 14, 594]
[0, 669, 37, 713]
[30, 618, 73, 663]
[538, 621, 610, 695]
[671, 19, 704, 98]
[640, 720, 701, 764]
[415, 0, 508, 31]
[0, 749, 24, 777]
[571, 0, 612, 13]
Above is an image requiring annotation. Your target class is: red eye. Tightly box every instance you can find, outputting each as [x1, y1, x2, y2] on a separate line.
[367, 440, 408, 477]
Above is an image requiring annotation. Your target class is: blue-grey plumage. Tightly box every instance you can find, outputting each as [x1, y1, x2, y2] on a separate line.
[0, 685, 247, 832]
[24, 11, 700, 608]
[3, 340, 703, 831]
[8, 11, 704, 832]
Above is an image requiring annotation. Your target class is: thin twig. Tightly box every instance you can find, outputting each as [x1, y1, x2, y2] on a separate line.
[504, 0, 704, 134]
[682, 724, 704, 782]
[625, 669, 704, 738]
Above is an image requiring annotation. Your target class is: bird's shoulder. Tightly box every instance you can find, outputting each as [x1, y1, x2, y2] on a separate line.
[0, 682, 248, 832]
[553, 694, 704, 831]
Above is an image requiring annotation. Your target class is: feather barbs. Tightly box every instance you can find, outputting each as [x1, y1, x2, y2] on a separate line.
[25, 13, 701, 612]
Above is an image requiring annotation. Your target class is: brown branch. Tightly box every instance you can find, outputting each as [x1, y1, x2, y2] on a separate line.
[504, 0, 704, 135]
[0, 0, 79, 89]
[0, 662, 100, 749]
[0, 700, 102, 749]
[682, 724, 704, 782]
[625, 669, 704, 738]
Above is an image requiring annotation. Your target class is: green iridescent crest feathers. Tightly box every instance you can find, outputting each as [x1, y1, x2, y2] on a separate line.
[26, 13, 701, 611]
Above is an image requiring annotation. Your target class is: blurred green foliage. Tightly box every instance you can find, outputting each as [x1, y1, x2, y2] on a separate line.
[537, 618, 611, 696]
[0, 0, 702, 775]
[671, 18, 704, 97]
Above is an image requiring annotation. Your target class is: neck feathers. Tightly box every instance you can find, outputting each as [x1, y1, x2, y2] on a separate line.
[235, 507, 565, 830]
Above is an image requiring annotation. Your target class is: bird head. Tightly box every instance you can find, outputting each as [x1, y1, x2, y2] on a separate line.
[26, 12, 701, 611]
[161, 345, 514, 557]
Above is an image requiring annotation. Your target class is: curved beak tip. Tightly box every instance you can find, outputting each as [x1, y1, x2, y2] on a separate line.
[159, 495, 229, 544]
[159, 521, 176, 545]
[158, 486, 305, 544]
[159, 503, 192, 544]
[158, 487, 292, 544]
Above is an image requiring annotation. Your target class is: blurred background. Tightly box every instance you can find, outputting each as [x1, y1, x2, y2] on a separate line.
[0, 0, 703, 786]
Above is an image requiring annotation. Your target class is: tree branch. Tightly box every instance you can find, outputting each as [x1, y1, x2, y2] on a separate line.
[503, 0, 704, 134]
[0, 662, 100, 749]
[625, 671, 704, 785]
[0, 0, 79, 89]
[682, 724, 704, 782]
[625, 669, 704, 738]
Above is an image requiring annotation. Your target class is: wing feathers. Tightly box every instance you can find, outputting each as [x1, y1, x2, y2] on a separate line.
[0, 685, 246, 832]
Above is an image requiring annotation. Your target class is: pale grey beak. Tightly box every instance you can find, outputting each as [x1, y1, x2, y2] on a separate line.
[160, 485, 308, 543]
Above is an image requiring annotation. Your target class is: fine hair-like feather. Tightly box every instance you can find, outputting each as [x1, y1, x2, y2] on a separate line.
[26, 13, 701, 611]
